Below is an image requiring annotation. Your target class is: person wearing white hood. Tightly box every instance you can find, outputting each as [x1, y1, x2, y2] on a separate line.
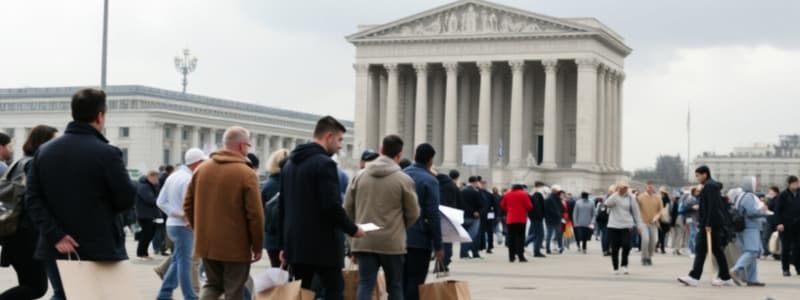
[730, 176, 772, 287]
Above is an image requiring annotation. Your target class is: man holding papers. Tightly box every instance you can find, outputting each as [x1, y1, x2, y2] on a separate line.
[345, 135, 420, 300]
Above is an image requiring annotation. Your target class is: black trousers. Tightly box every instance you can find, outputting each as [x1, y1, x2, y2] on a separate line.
[507, 223, 526, 261]
[688, 228, 731, 280]
[479, 218, 495, 251]
[657, 225, 667, 252]
[780, 228, 800, 273]
[574, 227, 591, 250]
[291, 264, 344, 300]
[404, 248, 432, 300]
[608, 228, 631, 270]
[0, 228, 48, 300]
[136, 218, 155, 257]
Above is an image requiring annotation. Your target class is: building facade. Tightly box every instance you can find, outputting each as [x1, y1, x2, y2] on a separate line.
[694, 135, 800, 191]
[0, 85, 355, 176]
[347, 0, 631, 192]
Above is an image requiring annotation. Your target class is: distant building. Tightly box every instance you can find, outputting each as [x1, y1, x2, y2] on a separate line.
[693, 135, 800, 191]
[0, 85, 356, 177]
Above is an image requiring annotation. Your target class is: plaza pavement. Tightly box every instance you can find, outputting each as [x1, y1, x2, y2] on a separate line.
[1, 236, 797, 300]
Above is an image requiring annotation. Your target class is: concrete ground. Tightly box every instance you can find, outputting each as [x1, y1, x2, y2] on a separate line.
[1, 236, 797, 299]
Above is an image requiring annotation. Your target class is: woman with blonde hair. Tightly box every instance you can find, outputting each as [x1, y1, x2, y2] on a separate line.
[604, 182, 642, 275]
[261, 148, 290, 267]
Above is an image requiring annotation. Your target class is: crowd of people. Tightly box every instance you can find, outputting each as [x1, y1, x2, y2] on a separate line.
[1, 88, 800, 300]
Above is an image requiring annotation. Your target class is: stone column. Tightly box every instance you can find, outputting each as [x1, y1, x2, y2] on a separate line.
[384, 63, 400, 135]
[190, 126, 200, 148]
[172, 125, 183, 165]
[477, 61, 493, 147]
[540, 59, 559, 168]
[616, 72, 625, 170]
[378, 72, 388, 138]
[413, 63, 429, 147]
[604, 69, 614, 171]
[13, 127, 25, 161]
[353, 63, 370, 159]
[508, 60, 526, 168]
[366, 68, 380, 150]
[596, 66, 608, 171]
[573, 58, 600, 171]
[442, 62, 460, 167]
[431, 69, 445, 164]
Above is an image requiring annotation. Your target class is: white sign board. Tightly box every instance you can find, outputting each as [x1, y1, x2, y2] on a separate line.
[461, 144, 489, 167]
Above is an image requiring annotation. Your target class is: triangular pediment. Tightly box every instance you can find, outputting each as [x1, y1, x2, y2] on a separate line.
[347, 0, 594, 42]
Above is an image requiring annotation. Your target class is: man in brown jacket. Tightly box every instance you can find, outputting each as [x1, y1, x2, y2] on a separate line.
[345, 135, 420, 300]
[637, 181, 663, 266]
[183, 126, 264, 300]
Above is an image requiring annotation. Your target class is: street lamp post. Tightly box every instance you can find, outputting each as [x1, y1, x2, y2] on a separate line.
[174, 49, 198, 94]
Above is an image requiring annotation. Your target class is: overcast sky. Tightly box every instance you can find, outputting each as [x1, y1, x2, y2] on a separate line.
[2, 0, 799, 170]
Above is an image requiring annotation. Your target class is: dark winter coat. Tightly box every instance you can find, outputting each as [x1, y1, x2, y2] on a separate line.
[135, 177, 160, 219]
[436, 174, 461, 209]
[775, 189, 800, 230]
[528, 192, 545, 222]
[544, 193, 564, 225]
[279, 143, 358, 268]
[403, 163, 442, 251]
[459, 186, 483, 219]
[697, 178, 724, 229]
[25, 121, 136, 261]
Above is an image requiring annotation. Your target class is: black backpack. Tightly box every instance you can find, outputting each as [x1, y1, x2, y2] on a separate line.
[730, 193, 748, 233]
[596, 204, 609, 225]
[0, 158, 31, 237]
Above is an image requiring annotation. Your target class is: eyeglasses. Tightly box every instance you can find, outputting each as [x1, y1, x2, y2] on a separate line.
[245, 143, 252, 147]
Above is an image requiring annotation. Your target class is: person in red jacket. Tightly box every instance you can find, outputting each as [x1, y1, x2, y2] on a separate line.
[501, 184, 534, 263]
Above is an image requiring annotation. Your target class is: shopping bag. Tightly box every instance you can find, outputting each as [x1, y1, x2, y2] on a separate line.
[257, 280, 315, 300]
[56, 255, 141, 300]
[418, 280, 471, 300]
[769, 231, 781, 254]
[563, 224, 574, 239]
[253, 268, 290, 294]
[343, 266, 387, 300]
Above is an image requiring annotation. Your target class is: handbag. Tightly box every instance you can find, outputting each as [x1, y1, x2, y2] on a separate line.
[56, 253, 141, 300]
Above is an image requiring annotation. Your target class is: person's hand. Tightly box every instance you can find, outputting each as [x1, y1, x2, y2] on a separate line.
[705, 226, 711, 233]
[55, 235, 79, 254]
[692, 205, 699, 210]
[434, 250, 445, 260]
[350, 255, 358, 265]
[778, 224, 785, 232]
[279, 250, 286, 266]
[473, 212, 480, 218]
[353, 227, 366, 239]
[251, 250, 263, 263]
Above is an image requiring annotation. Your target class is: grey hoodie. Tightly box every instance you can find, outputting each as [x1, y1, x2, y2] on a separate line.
[345, 155, 421, 255]
[604, 193, 643, 229]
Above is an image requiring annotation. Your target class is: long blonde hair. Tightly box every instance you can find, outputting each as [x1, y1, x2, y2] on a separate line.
[266, 149, 290, 175]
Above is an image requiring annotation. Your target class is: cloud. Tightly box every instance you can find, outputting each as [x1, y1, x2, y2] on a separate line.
[624, 45, 800, 170]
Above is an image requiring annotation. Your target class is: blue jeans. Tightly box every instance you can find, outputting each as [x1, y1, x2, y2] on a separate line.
[525, 220, 544, 255]
[733, 250, 759, 283]
[598, 224, 609, 253]
[157, 226, 197, 300]
[688, 223, 698, 254]
[460, 218, 480, 258]
[45, 260, 66, 300]
[545, 223, 563, 253]
[354, 252, 404, 300]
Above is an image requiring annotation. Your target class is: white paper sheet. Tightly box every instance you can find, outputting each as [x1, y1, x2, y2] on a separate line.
[439, 205, 464, 225]
[358, 223, 381, 232]
[438, 206, 472, 243]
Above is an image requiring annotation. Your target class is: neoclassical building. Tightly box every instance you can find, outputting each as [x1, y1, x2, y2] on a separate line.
[0, 85, 355, 176]
[347, 0, 631, 192]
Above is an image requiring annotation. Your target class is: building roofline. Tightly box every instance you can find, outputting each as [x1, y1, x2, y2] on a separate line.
[0, 85, 353, 127]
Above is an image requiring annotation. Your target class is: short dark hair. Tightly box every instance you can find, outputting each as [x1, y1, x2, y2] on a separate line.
[581, 192, 590, 199]
[165, 165, 175, 173]
[71, 88, 107, 123]
[448, 169, 460, 180]
[23, 125, 58, 156]
[770, 186, 781, 194]
[468, 176, 479, 183]
[313, 116, 346, 138]
[399, 158, 412, 169]
[414, 143, 436, 165]
[381, 135, 403, 158]
[0, 132, 9, 146]
[789, 175, 799, 185]
[695, 165, 711, 178]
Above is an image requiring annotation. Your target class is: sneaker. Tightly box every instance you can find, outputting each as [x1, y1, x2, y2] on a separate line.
[746, 281, 766, 287]
[711, 278, 735, 287]
[678, 276, 699, 287]
[783, 271, 791, 277]
[729, 268, 743, 286]
[613, 269, 620, 275]
[621, 266, 629, 275]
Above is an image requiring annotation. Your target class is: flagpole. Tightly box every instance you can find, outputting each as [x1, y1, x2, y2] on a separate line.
[687, 101, 691, 183]
[100, 0, 108, 90]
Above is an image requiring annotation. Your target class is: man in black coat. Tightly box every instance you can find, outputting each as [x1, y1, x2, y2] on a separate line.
[526, 182, 547, 257]
[458, 176, 483, 259]
[478, 178, 498, 253]
[544, 186, 564, 254]
[25, 88, 136, 263]
[775, 175, 800, 276]
[435, 170, 461, 271]
[678, 166, 733, 287]
[279, 116, 364, 299]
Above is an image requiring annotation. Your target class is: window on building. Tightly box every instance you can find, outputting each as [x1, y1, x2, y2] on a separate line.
[215, 132, 223, 144]
[119, 127, 130, 138]
[121, 148, 129, 167]
[163, 149, 171, 165]
[164, 127, 172, 139]
[182, 128, 189, 141]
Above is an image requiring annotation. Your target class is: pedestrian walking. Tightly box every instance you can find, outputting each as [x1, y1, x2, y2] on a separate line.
[775, 175, 800, 277]
[637, 181, 663, 266]
[436, 169, 461, 271]
[605, 182, 641, 275]
[572, 192, 595, 254]
[678, 166, 735, 287]
[544, 185, 565, 254]
[136, 171, 161, 260]
[183, 126, 265, 300]
[500, 184, 532, 262]
[527, 183, 547, 258]
[730, 176, 771, 287]
[459, 177, 483, 259]
[261, 148, 290, 268]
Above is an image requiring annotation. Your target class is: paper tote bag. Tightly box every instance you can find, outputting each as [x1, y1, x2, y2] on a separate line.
[257, 281, 315, 300]
[56, 259, 141, 300]
[343, 269, 387, 300]
[418, 280, 471, 300]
